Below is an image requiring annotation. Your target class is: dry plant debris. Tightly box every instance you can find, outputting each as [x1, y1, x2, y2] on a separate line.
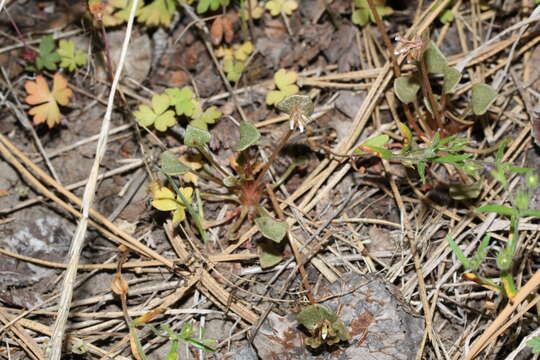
[1, 1, 540, 359]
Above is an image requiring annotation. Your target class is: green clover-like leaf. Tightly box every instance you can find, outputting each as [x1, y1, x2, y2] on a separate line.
[57, 40, 87, 71]
[36, 35, 60, 71]
[134, 93, 176, 131]
[197, 0, 230, 13]
[266, 69, 299, 105]
[190, 106, 221, 130]
[137, 0, 176, 27]
[352, 0, 393, 27]
[165, 87, 196, 117]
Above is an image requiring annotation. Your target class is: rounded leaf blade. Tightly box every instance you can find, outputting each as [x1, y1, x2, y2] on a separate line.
[255, 216, 288, 243]
[234, 122, 261, 151]
[471, 83, 497, 115]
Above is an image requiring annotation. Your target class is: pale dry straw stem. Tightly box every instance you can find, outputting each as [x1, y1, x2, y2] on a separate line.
[48, 0, 140, 358]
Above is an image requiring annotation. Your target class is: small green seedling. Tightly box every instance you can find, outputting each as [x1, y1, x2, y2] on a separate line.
[133, 86, 221, 132]
[352, 0, 393, 27]
[355, 123, 473, 184]
[297, 304, 350, 349]
[216, 41, 254, 82]
[134, 93, 176, 131]
[137, 0, 177, 27]
[266, 68, 299, 105]
[165, 87, 196, 117]
[35, 35, 61, 71]
[265, 0, 298, 16]
[57, 40, 87, 71]
[190, 105, 221, 130]
[135, 323, 215, 360]
[393, 40, 496, 120]
[144, 94, 309, 266]
[528, 337, 540, 354]
[197, 0, 230, 13]
[445, 141, 540, 299]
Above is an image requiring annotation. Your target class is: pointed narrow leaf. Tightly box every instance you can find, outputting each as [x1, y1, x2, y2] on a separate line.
[255, 216, 288, 243]
[443, 66, 461, 93]
[446, 236, 472, 269]
[471, 83, 497, 115]
[423, 41, 448, 74]
[522, 209, 540, 217]
[234, 122, 261, 151]
[394, 75, 421, 104]
[160, 151, 191, 176]
[184, 125, 211, 147]
[476, 204, 515, 216]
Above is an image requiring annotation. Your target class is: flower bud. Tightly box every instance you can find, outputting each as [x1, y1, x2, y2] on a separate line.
[525, 173, 538, 189]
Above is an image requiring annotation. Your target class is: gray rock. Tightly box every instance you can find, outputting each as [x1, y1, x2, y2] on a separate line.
[253, 272, 424, 359]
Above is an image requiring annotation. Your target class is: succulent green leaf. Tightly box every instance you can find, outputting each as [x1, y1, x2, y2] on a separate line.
[423, 41, 448, 74]
[471, 83, 497, 115]
[394, 75, 421, 104]
[160, 151, 191, 176]
[184, 125, 211, 147]
[443, 66, 461, 93]
[255, 216, 288, 243]
[297, 304, 338, 331]
[234, 122, 261, 151]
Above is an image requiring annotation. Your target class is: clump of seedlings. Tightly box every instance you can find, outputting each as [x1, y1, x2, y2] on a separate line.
[153, 94, 314, 267]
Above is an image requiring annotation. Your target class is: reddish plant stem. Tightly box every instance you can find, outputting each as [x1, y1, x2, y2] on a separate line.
[418, 56, 443, 132]
[255, 129, 293, 186]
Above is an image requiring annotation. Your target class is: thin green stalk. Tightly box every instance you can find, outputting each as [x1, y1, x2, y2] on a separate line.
[166, 174, 208, 243]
